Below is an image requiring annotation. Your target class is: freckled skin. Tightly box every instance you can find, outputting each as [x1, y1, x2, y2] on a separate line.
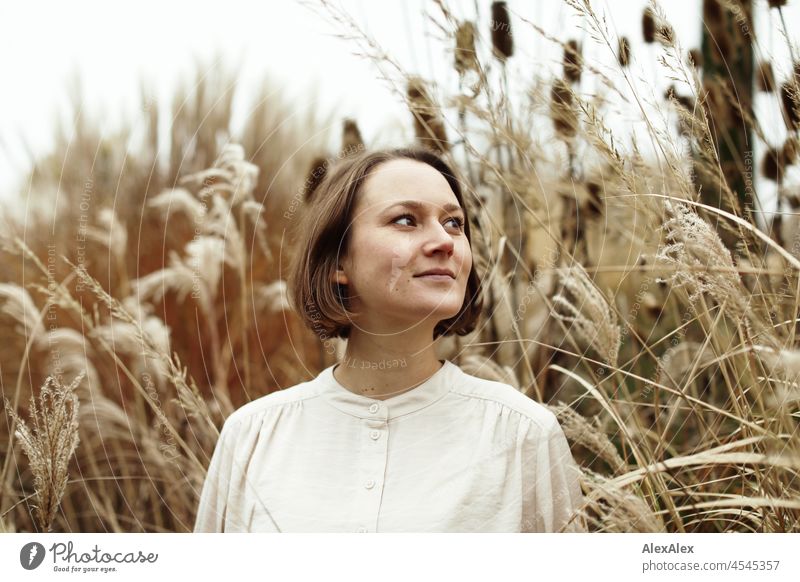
[329, 158, 473, 398]
[334, 158, 472, 335]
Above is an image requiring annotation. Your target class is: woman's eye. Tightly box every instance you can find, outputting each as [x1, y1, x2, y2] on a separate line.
[447, 216, 465, 229]
[392, 214, 465, 230]
[393, 213, 416, 226]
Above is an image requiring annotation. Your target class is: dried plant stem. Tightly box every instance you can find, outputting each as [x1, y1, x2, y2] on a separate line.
[0, 244, 77, 513]
[549, 364, 686, 531]
[7, 239, 207, 476]
[238, 205, 252, 392]
[5, 373, 82, 532]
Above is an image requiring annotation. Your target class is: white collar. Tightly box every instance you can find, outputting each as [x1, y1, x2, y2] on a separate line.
[319, 359, 456, 420]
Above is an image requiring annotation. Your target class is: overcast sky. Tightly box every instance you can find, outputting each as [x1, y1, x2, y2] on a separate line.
[1, 0, 798, 220]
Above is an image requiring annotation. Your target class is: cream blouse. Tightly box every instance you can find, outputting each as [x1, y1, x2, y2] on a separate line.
[193, 359, 586, 533]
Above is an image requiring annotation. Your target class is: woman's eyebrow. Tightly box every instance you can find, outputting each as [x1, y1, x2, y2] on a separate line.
[383, 200, 464, 215]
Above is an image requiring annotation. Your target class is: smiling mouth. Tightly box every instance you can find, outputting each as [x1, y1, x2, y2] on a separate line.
[415, 274, 455, 282]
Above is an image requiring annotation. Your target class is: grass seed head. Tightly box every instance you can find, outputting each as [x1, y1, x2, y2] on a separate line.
[5, 373, 83, 532]
[618, 36, 631, 67]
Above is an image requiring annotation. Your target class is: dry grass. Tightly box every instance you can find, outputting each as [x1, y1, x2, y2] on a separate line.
[3, 373, 82, 532]
[1, 1, 799, 532]
[308, 0, 800, 532]
[551, 262, 622, 367]
[0, 61, 329, 532]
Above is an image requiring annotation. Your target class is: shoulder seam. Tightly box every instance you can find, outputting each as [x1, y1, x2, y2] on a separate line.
[449, 385, 556, 432]
[224, 388, 321, 430]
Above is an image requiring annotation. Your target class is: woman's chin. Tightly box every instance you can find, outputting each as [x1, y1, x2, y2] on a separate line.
[408, 304, 462, 323]
[366, 296, 462, 327]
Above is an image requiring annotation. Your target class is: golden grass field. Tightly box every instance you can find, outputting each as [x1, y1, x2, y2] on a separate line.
[1, 0, 799, 532]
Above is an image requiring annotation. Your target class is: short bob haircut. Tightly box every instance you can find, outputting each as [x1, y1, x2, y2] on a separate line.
[287, 147, 484, 342]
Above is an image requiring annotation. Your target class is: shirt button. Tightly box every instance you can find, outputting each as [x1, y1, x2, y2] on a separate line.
[364, 479, 375, 489]
[369, 429, 380, 440]
[356, 527, 368, 533]
[368, 403, 379, 414]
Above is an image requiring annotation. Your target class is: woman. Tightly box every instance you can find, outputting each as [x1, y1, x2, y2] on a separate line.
[193, 147, 586, 533]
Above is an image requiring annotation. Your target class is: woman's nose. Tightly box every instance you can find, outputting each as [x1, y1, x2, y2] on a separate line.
[422, 220, 455, 255]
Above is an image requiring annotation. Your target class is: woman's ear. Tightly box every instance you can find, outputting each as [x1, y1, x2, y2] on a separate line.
[333, 265, 349, 286]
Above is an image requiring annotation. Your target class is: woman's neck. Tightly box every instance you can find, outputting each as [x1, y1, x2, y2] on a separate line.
[332, 331, 443, 400]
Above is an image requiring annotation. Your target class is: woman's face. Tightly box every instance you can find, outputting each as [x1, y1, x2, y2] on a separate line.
[335, 158, 472, 334]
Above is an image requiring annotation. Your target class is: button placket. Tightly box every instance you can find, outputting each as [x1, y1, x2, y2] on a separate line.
[353, 404, 389, 533]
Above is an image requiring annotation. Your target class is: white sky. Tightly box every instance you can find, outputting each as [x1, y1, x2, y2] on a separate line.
[1, 0, 798, 221]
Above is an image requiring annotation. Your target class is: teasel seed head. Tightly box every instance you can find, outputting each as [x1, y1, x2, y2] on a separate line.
[783, 185, 800, 210]
[563, 39, 583, 84]
[490, 1, 513, 61]
[585, 180, 605, 217]
[550, 78, 578, 138]
[642, 7, 656, 44]
[703, 0, 723, 21]
[407, 76, 450, 154]
[761, 147, 786, 183]
[455, 20, 478, 77]
[340, 118, 364, 157]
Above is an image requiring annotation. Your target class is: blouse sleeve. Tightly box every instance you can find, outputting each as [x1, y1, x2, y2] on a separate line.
[193, 417, 240, 533]
[521, 413, 587, 533]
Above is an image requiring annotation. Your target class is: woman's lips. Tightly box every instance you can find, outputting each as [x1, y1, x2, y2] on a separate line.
[415, 274, 455, 282]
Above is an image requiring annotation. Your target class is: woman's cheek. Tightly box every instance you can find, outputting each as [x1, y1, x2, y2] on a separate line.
[387, 238, 414, 291]
[459, 244, 473, 277]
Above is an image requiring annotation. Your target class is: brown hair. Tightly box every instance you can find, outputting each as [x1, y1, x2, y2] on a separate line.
[286, 147, 484, 342]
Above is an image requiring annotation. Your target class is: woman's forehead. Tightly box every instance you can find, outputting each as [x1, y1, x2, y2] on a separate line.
[358, 159, 458, 211]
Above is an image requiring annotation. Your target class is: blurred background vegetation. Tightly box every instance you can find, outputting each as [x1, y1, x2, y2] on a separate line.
[1, 0, 799, 533]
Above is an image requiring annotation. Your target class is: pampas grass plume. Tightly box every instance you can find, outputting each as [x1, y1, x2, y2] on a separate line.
[4, 373, 83, 532]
